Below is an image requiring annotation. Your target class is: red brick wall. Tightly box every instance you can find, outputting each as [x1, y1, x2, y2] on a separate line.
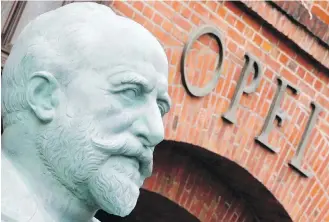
[109, 1, 329, 221]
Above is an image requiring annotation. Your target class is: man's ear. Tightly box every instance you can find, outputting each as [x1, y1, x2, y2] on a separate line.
[26, 71, 60, 123]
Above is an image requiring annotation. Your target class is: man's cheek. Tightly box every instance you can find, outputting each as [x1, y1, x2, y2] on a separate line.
[96, 110, 135, 135]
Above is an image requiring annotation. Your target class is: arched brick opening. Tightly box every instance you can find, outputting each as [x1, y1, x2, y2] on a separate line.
[96, 140, 293, 222]
[142, 140, 292, 221]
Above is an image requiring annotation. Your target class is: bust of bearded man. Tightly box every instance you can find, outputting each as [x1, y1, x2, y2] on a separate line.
[1, 2, 171, 222]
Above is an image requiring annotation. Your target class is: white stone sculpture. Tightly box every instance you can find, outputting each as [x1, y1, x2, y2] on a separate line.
[1, 2, 171, 222]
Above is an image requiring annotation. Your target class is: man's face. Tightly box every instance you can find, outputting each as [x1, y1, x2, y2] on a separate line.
[36, 38, 170, 216]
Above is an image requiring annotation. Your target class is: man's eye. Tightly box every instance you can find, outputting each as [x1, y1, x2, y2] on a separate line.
[158, 103, 167, 116]
[121, 88, 139, 99]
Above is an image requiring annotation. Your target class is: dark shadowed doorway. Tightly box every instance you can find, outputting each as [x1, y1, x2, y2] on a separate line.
[95, 189, 200, 222]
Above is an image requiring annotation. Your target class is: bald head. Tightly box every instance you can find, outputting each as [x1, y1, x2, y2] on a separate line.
[2, 2, 168, 128]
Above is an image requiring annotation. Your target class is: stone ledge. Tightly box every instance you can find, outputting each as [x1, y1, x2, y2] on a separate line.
[271, 1, 329, 47]
[236, 1, 329, 72]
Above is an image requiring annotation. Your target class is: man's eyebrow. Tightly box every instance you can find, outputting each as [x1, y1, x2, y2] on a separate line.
[108, 71, 154, 92]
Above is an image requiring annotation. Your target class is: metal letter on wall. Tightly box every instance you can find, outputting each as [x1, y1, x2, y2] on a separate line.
[289, 102, 322, 178]
[181, 25, 225, 97]
[222, 53, 262, 124]
[255, 78, 299, 153]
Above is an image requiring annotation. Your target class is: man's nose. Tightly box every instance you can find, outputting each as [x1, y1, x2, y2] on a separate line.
[131, 103, 164, 147]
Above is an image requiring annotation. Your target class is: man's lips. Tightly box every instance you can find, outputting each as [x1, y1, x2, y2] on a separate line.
[91, 137, 153, 178]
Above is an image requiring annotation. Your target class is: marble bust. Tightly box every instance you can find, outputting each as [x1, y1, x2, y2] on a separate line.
[1, 2, 171, 222]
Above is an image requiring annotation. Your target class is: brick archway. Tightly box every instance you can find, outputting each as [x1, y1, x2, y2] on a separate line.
[142, 140, 292, 221]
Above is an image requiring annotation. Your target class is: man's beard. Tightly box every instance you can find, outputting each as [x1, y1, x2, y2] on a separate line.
[35, 115, 141, 217]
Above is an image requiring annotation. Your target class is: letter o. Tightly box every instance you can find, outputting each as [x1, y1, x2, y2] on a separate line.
[181, 25, 225, 97]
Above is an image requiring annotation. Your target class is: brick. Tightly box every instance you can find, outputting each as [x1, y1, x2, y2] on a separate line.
[281, 68, 299, 85]
[173, 15, 192, 31]
[287, 60, 297, 72]
[260, 100, 270, 118]
[265, 54, 281, 71]
[191, 13, 202, 26]
[143, 19, 154, 32]
[227, 40, 237, 53]
[235, 47, 245, 60]
[243, 26, 254, 39]
[261, 40, 272, 52]
[321, 85, 329, 98]
[246, 42, 262, 59]
[132, 1, 144, 12]
[205, 1, 218, 12]
[317, 70, 329, 84]
[191, 1, 209, 17]
[253, 34, 263, 46]
[217, 6, 227, 18]
[264, 68, 275, 80]
[172, 1, 183, 12]
[181, 6, 192, 20]
[143, 5, 154, 19]
[270, 46, 280, 59]
[235, 19, 245, 32]
[228, 27, 245, 45]
[279, 53, 289, 65]
[297, 67, 306, 79]
[133, 12, 145, 26]
[153, 1, 174, 19]
[304, 72, 316, 85]
[153, 12, 163, 25]
[227, 82, 236, 99]
[162, 18, 174, 33]
[226, 14, 236, 26]
[298, 81, 316, 98]
[317, 95, 329, 111]
[171, 48, 182, 65]
[114, 2, 134, 18]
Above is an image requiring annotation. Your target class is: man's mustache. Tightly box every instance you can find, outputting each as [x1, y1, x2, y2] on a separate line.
[91, 136, 127, 154]
[91, 136, 153, 178]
